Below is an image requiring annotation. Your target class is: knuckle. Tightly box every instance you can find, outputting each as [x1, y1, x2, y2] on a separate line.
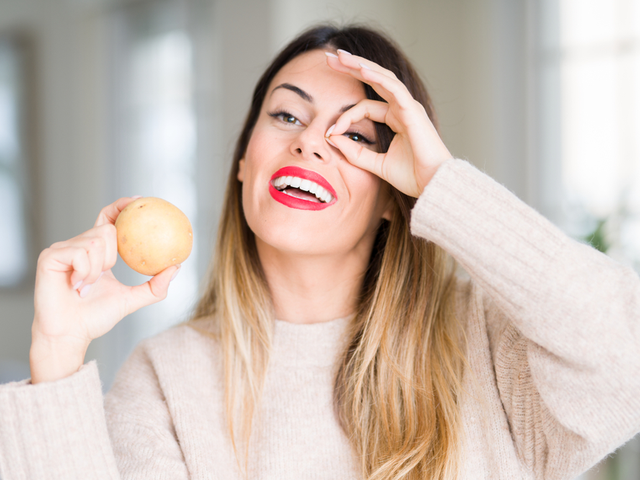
[36, 248, 51, 267]
[151, 284, 167, 301]
[85, 235, 104, 253]
[105, 223, 117, 237]
[99, 223, 117, 243]
[96, 234, 107, 248]
[98, 205, 110, 218]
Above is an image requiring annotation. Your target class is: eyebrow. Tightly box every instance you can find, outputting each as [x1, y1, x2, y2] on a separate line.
[271, 83, 358, 114]
[272, 83, 313, 103]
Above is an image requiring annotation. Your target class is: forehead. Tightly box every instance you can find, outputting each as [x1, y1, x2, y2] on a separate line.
[266, 50, 366, 103]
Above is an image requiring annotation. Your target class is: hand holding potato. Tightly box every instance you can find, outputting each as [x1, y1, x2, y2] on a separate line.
[30, 197, 181, 384]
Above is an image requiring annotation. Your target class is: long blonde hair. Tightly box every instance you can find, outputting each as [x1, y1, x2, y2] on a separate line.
[190, 25, 467, 480]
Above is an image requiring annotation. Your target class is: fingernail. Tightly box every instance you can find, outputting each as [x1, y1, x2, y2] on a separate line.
[325, 137, 337, 148]
[170, 265, 181, 282]
[337, 49, 352, 56]
[131, 195, 143, 200]
[325, 124, 335, 138]
[80, 284, 92, 298]
[73, 280, 83, 290]
[359, 63, 371, 70]
[324, 51, 338, 58]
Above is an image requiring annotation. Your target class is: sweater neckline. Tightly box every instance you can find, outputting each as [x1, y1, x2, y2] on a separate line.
[270, 316, 353, 368]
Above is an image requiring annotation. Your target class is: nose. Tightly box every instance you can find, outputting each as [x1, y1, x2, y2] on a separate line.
[290, 120, 331, 162]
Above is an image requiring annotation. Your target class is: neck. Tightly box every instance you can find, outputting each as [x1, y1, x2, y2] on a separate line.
[257, 241, 371, 324]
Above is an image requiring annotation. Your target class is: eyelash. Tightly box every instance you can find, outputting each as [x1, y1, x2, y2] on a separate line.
[267, 110, 374, 145]
[269, 110, 302, 125]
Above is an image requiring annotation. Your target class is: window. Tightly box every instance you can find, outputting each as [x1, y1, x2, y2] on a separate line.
[102, 0, 201, 382]
[0, 37, 30, 288]
[559, 0, 640, 268]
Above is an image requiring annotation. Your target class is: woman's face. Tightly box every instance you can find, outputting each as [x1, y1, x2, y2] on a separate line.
[238, 49, 392, 258]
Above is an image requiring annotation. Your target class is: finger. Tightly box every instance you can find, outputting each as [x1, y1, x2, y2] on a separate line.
[328, 100, 390, 137]
[76, 237, 107, 290]
[358, 66, 416, 111]
[94, 196, 142, 228]
[39, 246, 91, 290]
[123, 265, 180, 315]
[52, 225, 118, 274]
[327, 134, 386, 180]
[326, 52, 415, 112]
[325, 50, 398, 81]
[82, 224, 118, 272]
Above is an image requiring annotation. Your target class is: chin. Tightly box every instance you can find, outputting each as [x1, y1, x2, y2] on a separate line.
[252, 222, 335, 256]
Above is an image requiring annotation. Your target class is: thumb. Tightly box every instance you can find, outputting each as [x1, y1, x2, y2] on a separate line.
[124, 264, 180, 315]
[329, 135, 385, 180]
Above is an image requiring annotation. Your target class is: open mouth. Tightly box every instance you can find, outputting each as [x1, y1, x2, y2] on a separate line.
[269, 166, 337, 211]
[272, 175, 334, 203]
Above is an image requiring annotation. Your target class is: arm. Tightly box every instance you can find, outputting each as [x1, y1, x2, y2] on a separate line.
[324, 50, 640, 478]
[0, 197, 181, 479]
[0, 348, 189, 480]
[411, 158, 640, 479]
[0, 362, 120, 480]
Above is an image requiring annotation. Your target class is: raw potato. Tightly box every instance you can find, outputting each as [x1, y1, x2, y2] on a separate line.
[115, 197, 193, 276]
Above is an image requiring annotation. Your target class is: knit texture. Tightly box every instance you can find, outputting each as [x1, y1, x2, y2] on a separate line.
[1, 159, 639, 479]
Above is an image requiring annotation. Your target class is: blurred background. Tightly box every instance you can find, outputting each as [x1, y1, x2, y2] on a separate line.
[0, 0, 638, 478]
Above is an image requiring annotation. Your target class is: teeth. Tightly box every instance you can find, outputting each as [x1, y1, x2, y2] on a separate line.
[299, 179, 311, 192]
[272, 175, 334, 203]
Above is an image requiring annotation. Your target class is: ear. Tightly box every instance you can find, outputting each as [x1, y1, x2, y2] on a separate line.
[380, 184, 395, 221]
[237, 159, 245, 182]
[381, 197, 394, 221]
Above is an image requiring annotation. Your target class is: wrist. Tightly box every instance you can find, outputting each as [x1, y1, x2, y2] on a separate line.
[417, 159, 449, 196]
[29, 337, 89, 384]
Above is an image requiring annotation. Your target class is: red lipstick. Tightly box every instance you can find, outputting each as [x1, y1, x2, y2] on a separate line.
[269, 166, 337, 211]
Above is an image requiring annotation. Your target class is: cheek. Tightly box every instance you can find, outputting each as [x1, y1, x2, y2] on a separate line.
[242, 129, 283, 175]
[345, 168, 385, 215]
[240, 136, 267, 192]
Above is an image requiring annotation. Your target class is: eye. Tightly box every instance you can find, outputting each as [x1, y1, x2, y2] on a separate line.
[281, 113, 299, 124]
[268, 110, 302, 126]
[344, 131, 373, 145]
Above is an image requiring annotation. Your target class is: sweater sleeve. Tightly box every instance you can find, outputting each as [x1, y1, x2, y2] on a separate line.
[0, 343, 189, 480]
[0, 361, 120, 479]
[410, 158, 640, 479]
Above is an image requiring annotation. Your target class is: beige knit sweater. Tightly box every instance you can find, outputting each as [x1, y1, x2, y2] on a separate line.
[1, 159, 640, 480]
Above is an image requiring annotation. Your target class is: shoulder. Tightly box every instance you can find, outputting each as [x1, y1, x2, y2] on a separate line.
[137, 317, 219, 357]
[134, 317, 223, 381]
[106, 317, 223, 403]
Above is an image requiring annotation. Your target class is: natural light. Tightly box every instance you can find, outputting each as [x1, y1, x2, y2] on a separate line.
[561, 0, 640, 268]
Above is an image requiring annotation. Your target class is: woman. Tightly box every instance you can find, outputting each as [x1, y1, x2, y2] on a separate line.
[2, 25, 640, 480]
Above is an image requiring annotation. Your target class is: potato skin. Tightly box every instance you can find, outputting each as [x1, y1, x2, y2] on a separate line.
[115, 197, 193, 276]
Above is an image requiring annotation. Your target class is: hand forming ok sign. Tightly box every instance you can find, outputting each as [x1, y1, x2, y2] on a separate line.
[324, 50, 453, 198]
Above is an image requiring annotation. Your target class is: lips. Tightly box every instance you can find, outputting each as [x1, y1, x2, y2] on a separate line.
[269, 166, 337, 211]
